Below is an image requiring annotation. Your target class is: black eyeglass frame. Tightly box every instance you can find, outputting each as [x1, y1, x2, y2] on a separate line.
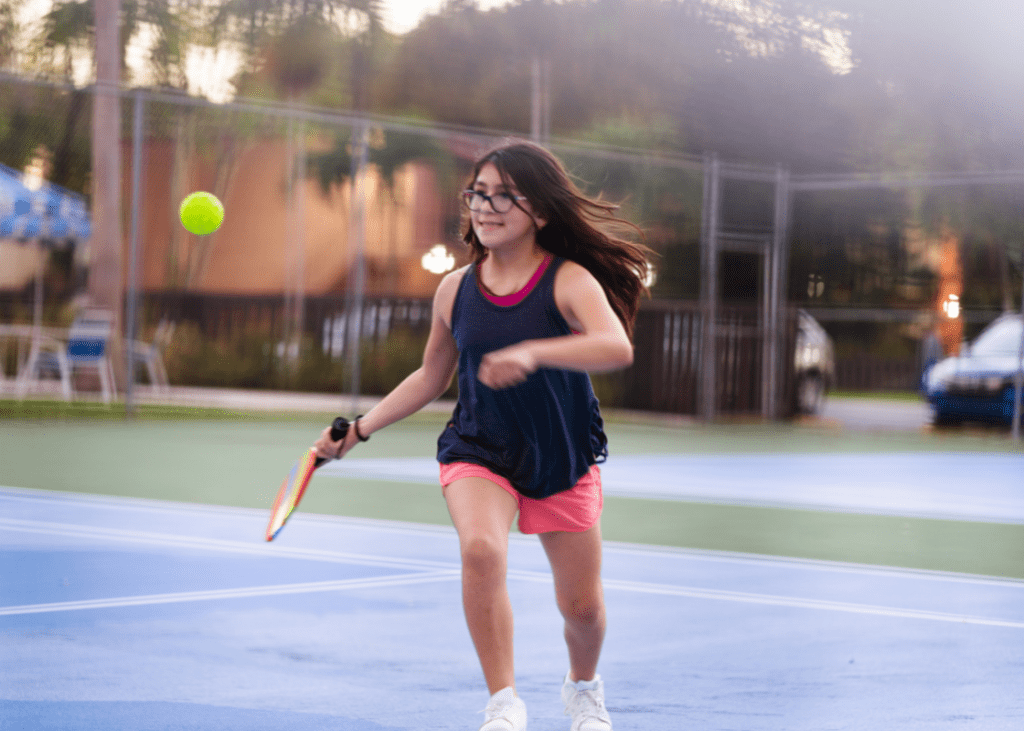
[461, 189, 529, 214]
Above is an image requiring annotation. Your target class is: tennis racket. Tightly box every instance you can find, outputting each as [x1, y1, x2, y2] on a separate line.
[265, 416, 349, 542]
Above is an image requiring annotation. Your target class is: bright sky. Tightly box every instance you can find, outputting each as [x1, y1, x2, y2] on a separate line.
[18, 0, 503, 42]
[383, 0, 452, 34]
[15, 0, 511, 101]
[15, 0, 852, 101]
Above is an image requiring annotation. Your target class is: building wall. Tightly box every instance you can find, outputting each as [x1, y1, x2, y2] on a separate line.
[125, 137, 450, 298]
[0, 241, 43, 290]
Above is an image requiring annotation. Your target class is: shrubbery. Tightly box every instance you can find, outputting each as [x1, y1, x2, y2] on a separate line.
[161, 323, 626, 407]
[163, 323, 458, 399]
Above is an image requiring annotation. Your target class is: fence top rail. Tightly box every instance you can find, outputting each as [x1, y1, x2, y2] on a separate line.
[639, 300, 796, 316]
[0, 72, 714, 174]
[789, 169, 1024, 191]
[142, 291, 433, 304]
[9, 72, 1024, 185]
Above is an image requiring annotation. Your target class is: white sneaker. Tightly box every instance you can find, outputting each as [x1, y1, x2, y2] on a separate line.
[561, 673, 612, 731]
[480, 686, 527, 731]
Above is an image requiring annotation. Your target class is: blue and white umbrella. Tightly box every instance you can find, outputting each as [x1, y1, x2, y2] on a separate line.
[0, 163, 91, 245]
[1, 163, 93, 360]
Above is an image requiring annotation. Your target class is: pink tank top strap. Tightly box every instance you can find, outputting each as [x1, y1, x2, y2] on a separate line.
[477, 254, 553, 306]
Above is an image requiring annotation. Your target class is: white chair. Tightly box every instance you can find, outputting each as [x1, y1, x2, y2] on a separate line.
[130, 319, 175, 392]
[16, 308, 116, 403]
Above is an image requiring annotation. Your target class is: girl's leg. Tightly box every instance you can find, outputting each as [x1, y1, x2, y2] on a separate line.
[538, 524, 606, 682]
[443, 476, 520, 695]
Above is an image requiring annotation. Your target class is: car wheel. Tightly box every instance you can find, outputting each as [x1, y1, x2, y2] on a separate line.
[796, 373, 825, 415]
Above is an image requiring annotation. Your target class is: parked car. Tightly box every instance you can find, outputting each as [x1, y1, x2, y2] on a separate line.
[793, 309, 836, 415]
[922, 313, 1024, 426]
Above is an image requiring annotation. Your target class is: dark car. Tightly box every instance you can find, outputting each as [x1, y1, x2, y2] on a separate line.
[922, 313, 1024, 426]
[793, 309, 836, 415]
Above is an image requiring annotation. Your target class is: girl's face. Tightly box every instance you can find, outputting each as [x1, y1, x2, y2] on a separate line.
[469, 162, 546, 253]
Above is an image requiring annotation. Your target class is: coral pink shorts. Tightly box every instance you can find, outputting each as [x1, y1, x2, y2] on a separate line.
[439, 462, 603, 535]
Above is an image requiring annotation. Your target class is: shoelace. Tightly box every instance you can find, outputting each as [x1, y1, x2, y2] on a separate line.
[566, 688, 610, 720]
[482, 697, 519, 720]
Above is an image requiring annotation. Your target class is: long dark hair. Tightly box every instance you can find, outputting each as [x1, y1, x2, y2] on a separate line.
[462, 140, 654, 338]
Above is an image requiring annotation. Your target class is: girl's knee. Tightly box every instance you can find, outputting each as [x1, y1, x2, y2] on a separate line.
[558, 590, 605, 627]
[460, 534, 507, 575]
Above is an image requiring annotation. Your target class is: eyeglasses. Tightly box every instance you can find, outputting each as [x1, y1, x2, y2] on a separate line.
[462, 189, 527, 214]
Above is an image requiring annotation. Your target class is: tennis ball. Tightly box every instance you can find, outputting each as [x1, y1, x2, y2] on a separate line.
[179, 192, 224, 235]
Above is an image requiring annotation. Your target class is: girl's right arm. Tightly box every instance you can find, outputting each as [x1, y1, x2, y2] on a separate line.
[313, 267, 465, 460]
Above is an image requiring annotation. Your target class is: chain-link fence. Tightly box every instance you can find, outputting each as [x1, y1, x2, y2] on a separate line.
[4, 76, 744, 415]
[4, 73, 1022, 417]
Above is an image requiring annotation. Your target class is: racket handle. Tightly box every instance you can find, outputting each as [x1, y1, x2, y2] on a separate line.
[329, 416, 350, 442]
[313, 417, 351, 468]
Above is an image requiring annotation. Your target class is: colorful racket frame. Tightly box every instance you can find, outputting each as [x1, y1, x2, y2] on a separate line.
[265, 448, 320, 542]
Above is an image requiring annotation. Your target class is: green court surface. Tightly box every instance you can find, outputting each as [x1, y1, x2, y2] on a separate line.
[1, 401, 1022, 580]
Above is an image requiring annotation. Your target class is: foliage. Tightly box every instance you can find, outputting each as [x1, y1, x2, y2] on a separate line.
[0, 81, 91, 195]
[211, 0, 387, 109]
[162, 321, 452, 397]
[307, 125, 452, 196]
[3, 0, 1021, 333]
[0, 0, 17, 68]
[32, 0, 200, 88]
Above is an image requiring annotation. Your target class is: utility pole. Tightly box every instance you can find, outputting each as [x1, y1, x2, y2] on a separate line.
[90, 0, 124, 390]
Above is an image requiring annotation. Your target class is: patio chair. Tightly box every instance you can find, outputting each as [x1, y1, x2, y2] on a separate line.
[16, 308, 116, 403]
[129, 319, 175, 392]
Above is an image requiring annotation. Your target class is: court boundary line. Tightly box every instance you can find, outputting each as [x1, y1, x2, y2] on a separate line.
[0, 570, 461, 616]
[0, 517, 459, 572]
[4, 485, 1023, 589]
[598, 577, 1024, 629]
[4, 516, 1023, 629]
[600, 540, 1024, 589]
[506, 572, 1024, 629]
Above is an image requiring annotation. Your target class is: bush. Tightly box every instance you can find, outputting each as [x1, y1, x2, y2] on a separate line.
[162, 322, 450, 397]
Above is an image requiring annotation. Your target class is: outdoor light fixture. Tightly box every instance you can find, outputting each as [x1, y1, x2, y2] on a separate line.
[23, 157, 45, 192]
[421, 244, 455, 274]
[942, 294, 960, 319]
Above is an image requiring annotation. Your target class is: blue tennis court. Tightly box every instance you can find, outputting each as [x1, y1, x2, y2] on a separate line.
[2, 476, 1023, 730]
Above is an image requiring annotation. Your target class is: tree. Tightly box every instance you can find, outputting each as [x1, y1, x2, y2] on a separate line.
[0, 0, 17, 69]
[211, 0, 386, 108]
[33, 0, 204, 88]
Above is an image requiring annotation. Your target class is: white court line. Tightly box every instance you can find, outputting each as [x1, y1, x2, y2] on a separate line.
[3, 514, 1023, 629]
[7, 508, 1022, 590]
[0, 517, 458, 572]
[504, 570, 1024, 629]
[4, 486, 1023, 587]
[0, 570, 460, 616]
[600, 577, 1024, 629]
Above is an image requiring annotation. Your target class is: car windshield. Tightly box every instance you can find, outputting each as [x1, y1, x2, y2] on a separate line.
[971, 318, 1024, 356]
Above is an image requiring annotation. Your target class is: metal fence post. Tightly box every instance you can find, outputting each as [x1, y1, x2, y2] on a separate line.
[125, 90, 145, 416]
[768, 165, 791, 419]
[1013, 242, 1024, 441]
[347, 122, 370, 415]
[699, 154, 721, 421]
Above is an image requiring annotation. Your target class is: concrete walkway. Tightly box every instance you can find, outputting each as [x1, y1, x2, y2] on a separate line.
[7, 380, 937, 432]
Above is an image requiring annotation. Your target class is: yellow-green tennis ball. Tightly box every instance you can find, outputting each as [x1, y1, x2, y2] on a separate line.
[179, 192, 224, 235]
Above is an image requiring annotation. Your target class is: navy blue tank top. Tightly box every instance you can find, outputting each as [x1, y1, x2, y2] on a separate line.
[436, 255, 609, 499]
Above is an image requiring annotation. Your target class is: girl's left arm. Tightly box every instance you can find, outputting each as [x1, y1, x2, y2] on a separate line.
[477, 261, 633, 389]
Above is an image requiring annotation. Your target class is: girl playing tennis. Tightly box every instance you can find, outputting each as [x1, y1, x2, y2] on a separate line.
[315, 140, 651, 731]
